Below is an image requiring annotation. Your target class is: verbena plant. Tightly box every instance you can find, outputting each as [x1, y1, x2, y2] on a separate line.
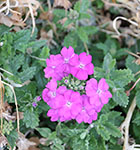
[0, 0, 140, 150]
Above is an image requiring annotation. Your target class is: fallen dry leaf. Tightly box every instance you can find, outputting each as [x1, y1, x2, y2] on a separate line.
[39, 10, 53, 21]
[17, 134, 36, 150]
[0, 135, 8, 148]
[54, 0, 72, 10]
[29, 137, 40, 150]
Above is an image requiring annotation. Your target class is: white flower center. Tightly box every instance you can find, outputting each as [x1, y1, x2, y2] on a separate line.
[50, 91, 56, 98]
[79, 63, 85, 68]
[97, 89, 102, 95]
[64, 58, 69, 63]
[66, 101, 72, 107]
[52, 66, 56, 69]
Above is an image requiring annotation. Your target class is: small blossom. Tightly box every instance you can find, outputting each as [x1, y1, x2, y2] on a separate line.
[70, 52, 94, 80]
[32, 102, 37, 108]
[85, 78, 112, 106]
[36, 96, 41, 101]
[44, 54, 64, 80]
[42, 79, 67, 108]
[61, 46, 75, 75]
[76, 95, 98, 124]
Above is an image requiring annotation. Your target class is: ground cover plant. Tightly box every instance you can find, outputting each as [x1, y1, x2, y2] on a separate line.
[0, 0, 140, 150]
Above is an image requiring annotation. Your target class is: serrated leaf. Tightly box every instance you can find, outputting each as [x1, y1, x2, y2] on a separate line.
[39, 47, 50, 67]
[112, 88, 128, 107]
[74, 1, 81, 12]
[106, 79, 115, 88]
[126, 55, 140, 73]
[77, 27, 88, 43]
[18, 66, 36, 82]
[96, 43, 109, 54]
[36, 128, 51, 137]
[97, 137, 106, 150]
[64, 32, 78, 49]
[80, 132, 87, 140]
[111, 69, 134, 87]
[23, 109, 39, 128]
[94, 67, 105, 79]
[13, 29, 31, 53]
[103, 53, 116, 74]
[0, 25, 11, 36]
[104, 122, 122, 138]
[136, 91, 140, 109]
[10, 54, 25, 74]
[7, 130, 18, 149]
[96, 125, 110, 140]
[133, 115, 140, 126]
[79, 26, 98, 35]
[80, 0, 90, 12]
[79, 13, 91, 20]
[28, 40, 47, 53]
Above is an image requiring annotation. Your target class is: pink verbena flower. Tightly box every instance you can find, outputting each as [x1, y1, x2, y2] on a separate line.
[44, 54, 64, 80]
[70, 52, 94, 80]
[47, 109, 60, 122]
[32, 102, 37, 108]
[58, 90, 82, 121]
[60, 46, 75, 75]
[42, 79, 66, 109]
[85, 78, 112, 106]
[36, 96, 41, 101]
[76, 95, 98, 124]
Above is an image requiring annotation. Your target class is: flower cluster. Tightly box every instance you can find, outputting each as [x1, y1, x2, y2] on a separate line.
[42, 46, 112, 124]
[44, 46, 94, 81]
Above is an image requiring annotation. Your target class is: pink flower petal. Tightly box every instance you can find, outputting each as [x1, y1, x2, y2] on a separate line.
[79, 52, 92, 65]
[76, 69, 88, 80]
[46, 79, 57, 91]
[69, 54, 79, 66]
[85, 63, 94, 75]
[89, 95, 101, 106]
[98, 78, 109, 91]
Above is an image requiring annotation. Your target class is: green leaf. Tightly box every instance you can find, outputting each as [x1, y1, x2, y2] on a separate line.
[136, 91, 140, 109]
[126, 55, 140, 73]
[112, 88, 128, 107]
[36, 128, 51, 137]
[133, 115, 140, 126]
[10, 54, 25, 74]
[79, 13, 91, 20]
[18, 66, 36, 82]
[39, 47, 50, 67]
[94, 67, 105, 79]
[23, 109, 39, 128]
[74, 1, 81, 12]
[77, 27, 88, 43]
[103, 53, 116, 75]
[64, 32, 78, 49]
[7, 130, 18, 149]
[0, 25, 11, 36]
[96, 125, 110, 140]
[80, 132, 87, 140]
[104, 122, 122, 138]
[13, 29, 31, 53]
[28, 40, 47, 53]
[96, 43, 109, 54]
[111, 69, 134, 87]
[79, 26, 98, 35]
[80, 0, 90, 12]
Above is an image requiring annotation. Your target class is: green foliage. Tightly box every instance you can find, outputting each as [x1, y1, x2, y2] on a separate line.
[7, 130, 18, 149]
[136, 91, 140, 109]
[2, 120, 14, 135]
[96, 113, 122, 141]
[1, 0, 140, 149]
[23, 109, 39, 128]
